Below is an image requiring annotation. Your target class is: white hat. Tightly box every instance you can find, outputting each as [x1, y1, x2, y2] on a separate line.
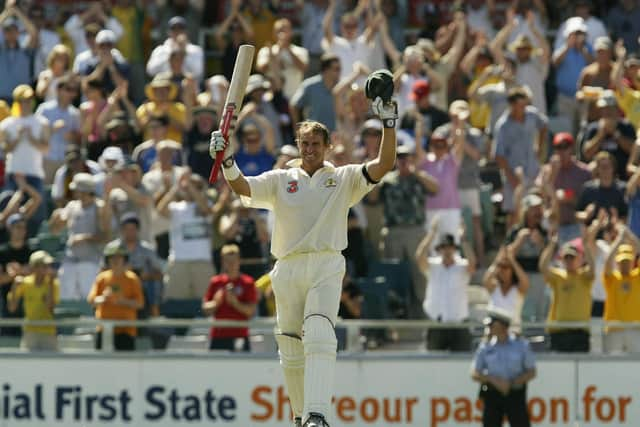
[594, 36, 612, 51]
[156, 139, 182, 151]
[563, 17, 587, 38]
[69, 173, 95, 193]
[99, 146, 124, 170]
[95, 29, 116, 45]
[246, 74, 271, 94]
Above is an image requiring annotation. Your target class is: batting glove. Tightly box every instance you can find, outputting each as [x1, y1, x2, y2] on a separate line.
[209, 130, 232, 159]
[371, 97, 398, 128]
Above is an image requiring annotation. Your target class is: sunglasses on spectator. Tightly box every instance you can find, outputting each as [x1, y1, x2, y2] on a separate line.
[497, 263, 511, 269]
[554, 143, 572, 150]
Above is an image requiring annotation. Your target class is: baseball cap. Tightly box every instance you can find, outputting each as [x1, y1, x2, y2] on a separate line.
[120, 212, 140, 227]
[2, 17, 19, 29]
[168, 16, 187, 29]
[560, 243, 580, 258]
[409, 80, 430, 101]
[246, 74, 271, 94]
[522, 194, 543, 210]
[615, 244, 635, 263]
[396, 144, 413, 156]
[449, 99, 470, 120]
[100, 146, 124, 162]
[29, 250, 54, 266]
[6, 213, 24, 227]
[594, 36, 612, 51]
[95, 29, 116, 45]
[563, 17, 587, 38]
[69, 173, 95, 193]
[553, 132, 575, 147]
[435, 234, 457, 250]
[483, 307, 512, 326]
[624, 54, 640, 68]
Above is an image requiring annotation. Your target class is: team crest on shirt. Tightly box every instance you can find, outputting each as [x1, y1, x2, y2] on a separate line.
[286, 180, 299, 193]
[324, 177, 337, 188]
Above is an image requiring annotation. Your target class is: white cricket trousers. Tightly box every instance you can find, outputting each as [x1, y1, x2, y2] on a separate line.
[271, 251, 345, 422]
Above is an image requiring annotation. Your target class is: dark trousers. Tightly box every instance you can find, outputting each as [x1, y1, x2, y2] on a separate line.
[95, 332, 135, 351]
[549, 329, 590, 352]
[427, 327, 472, 352]
[591, 300, 604, 317]
[209, 337, 250, 352]
[481, 385, 531, 427]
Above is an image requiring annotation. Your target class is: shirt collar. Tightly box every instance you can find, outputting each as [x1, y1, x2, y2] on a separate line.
[286, 159, 336, 171]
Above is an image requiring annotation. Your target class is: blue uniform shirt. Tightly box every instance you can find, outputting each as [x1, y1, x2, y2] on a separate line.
[473, 335, 536, 381]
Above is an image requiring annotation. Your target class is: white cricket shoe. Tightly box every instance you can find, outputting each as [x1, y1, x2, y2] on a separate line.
[303, 413, 329, 427]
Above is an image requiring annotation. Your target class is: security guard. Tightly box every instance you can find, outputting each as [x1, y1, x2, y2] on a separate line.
[471, 307, 536, 427]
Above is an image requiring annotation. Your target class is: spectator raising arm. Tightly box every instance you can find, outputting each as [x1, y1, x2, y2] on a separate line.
[538, 232, 558, 281]
[415, 218, 438, 273]
[489, 8, 517, 65]
[604, 224, 626, 275]
[322, 0, 337, 45]
[526, 11, 550, 68]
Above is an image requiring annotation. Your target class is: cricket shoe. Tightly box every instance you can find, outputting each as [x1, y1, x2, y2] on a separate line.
[303, 413, 330, 427]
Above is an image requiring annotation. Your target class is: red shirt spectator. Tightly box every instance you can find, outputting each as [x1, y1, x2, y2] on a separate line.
[203, 244, 258, 351]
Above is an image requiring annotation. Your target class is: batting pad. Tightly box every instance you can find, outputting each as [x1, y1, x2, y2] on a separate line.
[276, 334, 305, 418]
[302, 315, 337, 420]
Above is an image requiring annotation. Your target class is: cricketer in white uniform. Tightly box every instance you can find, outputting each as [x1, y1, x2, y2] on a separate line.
[210, 98, 398, 427]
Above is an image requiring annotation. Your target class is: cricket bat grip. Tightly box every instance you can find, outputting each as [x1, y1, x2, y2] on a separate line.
[208, 105, 235, 184]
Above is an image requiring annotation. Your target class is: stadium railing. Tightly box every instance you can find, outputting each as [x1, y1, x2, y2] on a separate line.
[0, 318, 638, 353]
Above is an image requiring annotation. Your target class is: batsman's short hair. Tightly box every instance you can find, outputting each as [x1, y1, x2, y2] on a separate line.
[296, 121, 330, 146]
[221, 243, 241, 256]
[320, 53, 340, 72]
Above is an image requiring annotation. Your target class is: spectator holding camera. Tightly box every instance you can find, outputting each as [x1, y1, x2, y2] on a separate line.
[157, 170, 214, 300]
[552, 17, 592, 135]
[0, 2, 38, 103]
[202, 243, 257, 352]
[81, 30, 130, 96]
[147, 16, 204, 83]
[49, 173, 111, 300]
[580, 91, 634, 178]
[214, 0, 254, 82]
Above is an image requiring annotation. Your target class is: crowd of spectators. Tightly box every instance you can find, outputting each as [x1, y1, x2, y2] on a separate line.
[1, 0, 640, 353]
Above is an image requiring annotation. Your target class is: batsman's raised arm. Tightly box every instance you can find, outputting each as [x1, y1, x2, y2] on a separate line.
[363, 70, 398, 182]
[209, 131, 251, 197]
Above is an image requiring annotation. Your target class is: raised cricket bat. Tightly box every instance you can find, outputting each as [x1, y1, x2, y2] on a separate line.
[209, 44, 255, 184]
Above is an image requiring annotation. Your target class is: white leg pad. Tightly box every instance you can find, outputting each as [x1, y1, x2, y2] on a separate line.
[276, 333, 305, 418]
[302, 315, 337, 420]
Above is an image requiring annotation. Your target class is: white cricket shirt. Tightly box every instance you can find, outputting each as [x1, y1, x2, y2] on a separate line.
[423, 256, 470, 322]
[241, 161, 374, 259]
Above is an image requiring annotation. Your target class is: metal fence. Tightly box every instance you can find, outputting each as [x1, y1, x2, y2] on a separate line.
[0, 317, 639, 354]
